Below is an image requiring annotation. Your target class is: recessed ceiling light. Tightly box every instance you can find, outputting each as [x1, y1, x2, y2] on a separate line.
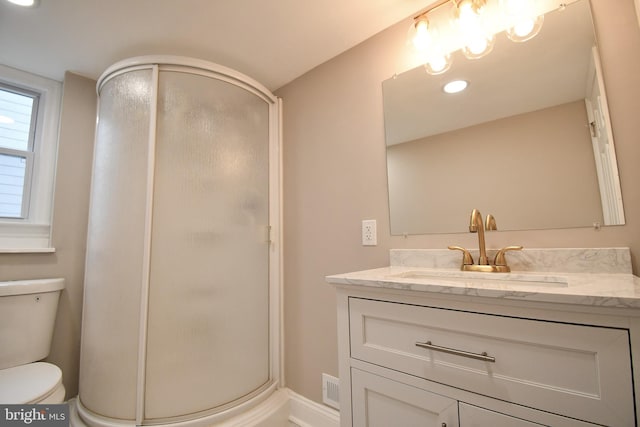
[443, 79, 468, 94]
[5, 0, 39, 7]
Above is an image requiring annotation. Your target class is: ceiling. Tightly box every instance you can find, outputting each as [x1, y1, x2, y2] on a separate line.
[0, 0, 433, 91]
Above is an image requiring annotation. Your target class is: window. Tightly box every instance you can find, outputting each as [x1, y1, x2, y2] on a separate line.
[0, 83, 38, 218]
[0, 64, 62, 251]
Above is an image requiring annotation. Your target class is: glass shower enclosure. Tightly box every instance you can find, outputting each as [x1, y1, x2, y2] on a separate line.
[75, 56, 281, 426]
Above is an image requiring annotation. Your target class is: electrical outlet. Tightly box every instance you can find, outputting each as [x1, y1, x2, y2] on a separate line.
[362, 219, 377, 246]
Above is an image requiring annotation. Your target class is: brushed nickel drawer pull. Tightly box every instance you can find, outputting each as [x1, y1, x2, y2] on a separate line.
[416, 341, 496, 363]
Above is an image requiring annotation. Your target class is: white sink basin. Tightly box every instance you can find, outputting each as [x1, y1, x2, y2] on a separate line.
[388, 270, 569, 287]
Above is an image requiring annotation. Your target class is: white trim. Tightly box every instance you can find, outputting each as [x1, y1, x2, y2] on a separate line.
[589, 46, 625, 224]
[213, 387, 290, 427]
[97, 56, 276, 104]
[0, 64, 61, 250]
[269, 97, 284, 388]
[159, 65, 274, 105]
[277, 98, 287, 387]
[0, 222, 50, 248]
[288, 389, 340, 427]
[0, 247, 55, 253]
[135, 64, 159, 425]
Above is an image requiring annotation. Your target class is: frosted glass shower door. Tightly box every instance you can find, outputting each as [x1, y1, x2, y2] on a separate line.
[79, 69, 153, 420]
[143, 70, 271, 420]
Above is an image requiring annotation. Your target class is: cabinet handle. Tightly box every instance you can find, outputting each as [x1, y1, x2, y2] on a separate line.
[416, 341, 496, 363]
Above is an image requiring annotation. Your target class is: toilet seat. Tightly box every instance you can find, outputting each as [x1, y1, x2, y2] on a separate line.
[0, 362, 65, 404]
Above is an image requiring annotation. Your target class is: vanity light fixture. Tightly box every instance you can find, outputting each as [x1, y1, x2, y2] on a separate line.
[5, 0, 38, 6]
[443, 79, 468, 94]
[408, 0, 550, 75]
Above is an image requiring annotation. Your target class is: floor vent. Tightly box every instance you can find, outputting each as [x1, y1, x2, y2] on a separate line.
[322, 373, 340, 410]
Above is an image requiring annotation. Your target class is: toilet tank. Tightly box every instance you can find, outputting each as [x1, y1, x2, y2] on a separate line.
[0, 278, 65, 370]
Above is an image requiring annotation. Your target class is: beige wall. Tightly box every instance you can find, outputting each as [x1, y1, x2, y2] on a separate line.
[277, 0, 640, 405]
[0, 72, 96, 398]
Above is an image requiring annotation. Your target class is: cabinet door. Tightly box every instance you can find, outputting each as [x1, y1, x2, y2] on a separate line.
[351, 368, 459, 427]
[458, 403, 599, 427]
[459, 403, 543, 427]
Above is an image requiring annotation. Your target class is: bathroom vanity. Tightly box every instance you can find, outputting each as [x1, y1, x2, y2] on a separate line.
[326, 248, 640, 426]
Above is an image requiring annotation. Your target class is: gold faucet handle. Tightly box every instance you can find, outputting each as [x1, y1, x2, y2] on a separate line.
[494, 245, 523, 266]
[448, 245, 474, 266]
[485, 214, 497, 231]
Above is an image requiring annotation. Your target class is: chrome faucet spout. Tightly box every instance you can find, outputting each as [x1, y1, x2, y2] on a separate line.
[469, 209, 488, 265]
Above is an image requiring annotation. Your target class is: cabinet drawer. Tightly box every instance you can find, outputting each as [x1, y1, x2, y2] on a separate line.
[349, 297, 634, 426]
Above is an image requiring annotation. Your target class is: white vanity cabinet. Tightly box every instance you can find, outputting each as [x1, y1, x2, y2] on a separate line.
[333, 286, 639, 427]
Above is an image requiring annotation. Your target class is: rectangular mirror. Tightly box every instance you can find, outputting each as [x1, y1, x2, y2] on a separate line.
[383, 0, 625, 235]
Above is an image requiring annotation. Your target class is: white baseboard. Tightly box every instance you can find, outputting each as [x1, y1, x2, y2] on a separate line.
[286, 389, 340, 427]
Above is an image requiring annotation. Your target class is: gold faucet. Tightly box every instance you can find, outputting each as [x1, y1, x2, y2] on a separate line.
[469, 208, 489, 265]
[449, 209, 523, 273]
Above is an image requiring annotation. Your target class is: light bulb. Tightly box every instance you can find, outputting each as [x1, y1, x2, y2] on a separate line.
[513, 19, 534, 36]
[413, 20, 430, 50]
[424, 54, 452, 75]
[454, 0, 487, 27]
[458, 1, 478, 24]
[454, 0, 493, 58]
[462, 33, 495, 59]
[409, 18, 432, 52]
[500, 0, 544, 42]
[506, 14, 544, 42]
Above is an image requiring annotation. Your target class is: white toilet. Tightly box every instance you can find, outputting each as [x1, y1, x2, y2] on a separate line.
[0, 278, 66, 404]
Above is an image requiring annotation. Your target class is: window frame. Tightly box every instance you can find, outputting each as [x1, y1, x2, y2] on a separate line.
[0, 64, 62, 252]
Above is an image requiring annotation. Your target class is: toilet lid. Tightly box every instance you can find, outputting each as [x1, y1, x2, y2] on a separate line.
[0, 362, 63, 404]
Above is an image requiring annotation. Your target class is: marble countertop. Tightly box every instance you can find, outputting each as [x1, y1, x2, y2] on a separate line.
[326, 266, 640, 309]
